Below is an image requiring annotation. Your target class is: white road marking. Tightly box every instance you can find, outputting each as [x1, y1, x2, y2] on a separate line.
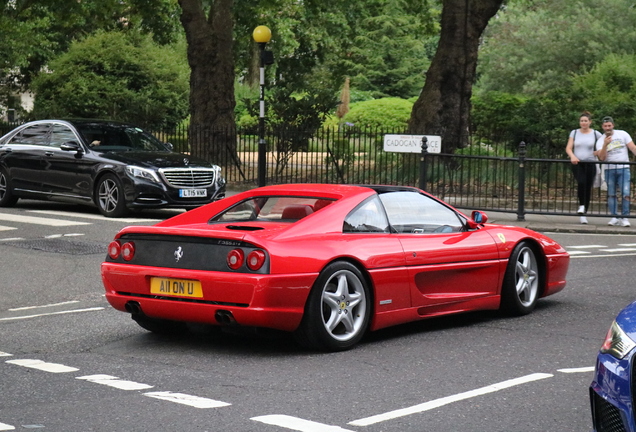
[566, 251, 591, 255]
[601, 248, 636, 253]
[558, 367, 595, 373]
[619, 243, 636, 247]
[0, 307, 104, 321]
[6, 359, 79, 373]
[0, 226, 16, 231]
[0, 352, 12, 357]
[252, 415, 355, 432]
[144, 391, 231, 408]
[0, 422, 15, 431]
[572, 252, 636, 259]
[76, 374, 153, 390]
[28, 210, 161, 223]
[9, 301, 80, 311]
[0, 213, 90, 226]
[0, 237, 24, 241]
[348, 373, 553, 426]
[567, 245, 607, 249]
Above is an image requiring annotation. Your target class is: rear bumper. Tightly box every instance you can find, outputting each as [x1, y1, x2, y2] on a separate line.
[101, 262, 316, 332]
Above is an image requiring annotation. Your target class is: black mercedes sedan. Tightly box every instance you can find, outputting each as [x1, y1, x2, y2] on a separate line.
[0, 119, 226, 217]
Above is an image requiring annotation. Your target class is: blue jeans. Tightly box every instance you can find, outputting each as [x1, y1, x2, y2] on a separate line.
[605, 167, 632, 216]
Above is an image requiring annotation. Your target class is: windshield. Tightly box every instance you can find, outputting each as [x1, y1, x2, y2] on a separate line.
[210, 196, 335, 223]
[74, 123, 169, 152]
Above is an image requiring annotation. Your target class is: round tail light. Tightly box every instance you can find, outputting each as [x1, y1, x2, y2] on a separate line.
[121, 242, 135, 261]
[227, 249, 244, 270]
[108, 241, 121, 260]
[247, 250, 266, 271]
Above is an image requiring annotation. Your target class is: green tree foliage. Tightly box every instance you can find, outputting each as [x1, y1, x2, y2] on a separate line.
[340, 0, 438, 99]
[1, 0, 180, 89]
[32, 31, 189, 129]
[477, 0, 636, 96]
[471, 90, 573, 157]
[343, 98, 413, 130]
[572, 54, 636, 133]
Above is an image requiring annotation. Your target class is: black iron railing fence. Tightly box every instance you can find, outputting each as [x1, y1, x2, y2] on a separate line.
[1, 121, 633, 218]
[155, 125, 636, 220]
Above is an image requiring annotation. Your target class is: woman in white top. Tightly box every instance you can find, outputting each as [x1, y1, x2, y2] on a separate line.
[565, 111, 600, 224]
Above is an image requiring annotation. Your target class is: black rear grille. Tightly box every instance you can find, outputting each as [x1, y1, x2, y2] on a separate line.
[159, 168, 216, 187]
[592, 391, 627, 432]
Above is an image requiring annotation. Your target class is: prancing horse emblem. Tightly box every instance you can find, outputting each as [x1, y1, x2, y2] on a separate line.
[174, 246, 184, 262]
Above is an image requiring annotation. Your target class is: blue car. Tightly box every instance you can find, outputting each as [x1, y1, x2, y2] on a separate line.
[590, 300, 636, 432]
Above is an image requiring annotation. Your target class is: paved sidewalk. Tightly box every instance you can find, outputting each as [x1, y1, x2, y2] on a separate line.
[479, 211, 636, 235]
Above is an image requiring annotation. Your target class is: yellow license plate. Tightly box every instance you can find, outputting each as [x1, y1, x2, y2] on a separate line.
[150, 277, 203, 298]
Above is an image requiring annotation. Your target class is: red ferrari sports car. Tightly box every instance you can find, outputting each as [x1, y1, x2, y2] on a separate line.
[101, 184, 569, 351]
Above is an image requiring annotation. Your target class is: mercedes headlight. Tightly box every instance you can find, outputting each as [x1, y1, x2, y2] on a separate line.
[601, 320, 636, 359]
[126, 166, 160, 183]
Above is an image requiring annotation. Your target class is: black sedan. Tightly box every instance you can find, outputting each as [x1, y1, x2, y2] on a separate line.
[0, 119, 226, 217]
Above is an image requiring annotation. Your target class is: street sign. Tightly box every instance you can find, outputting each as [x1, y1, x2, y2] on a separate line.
[383, 134, 441, 154]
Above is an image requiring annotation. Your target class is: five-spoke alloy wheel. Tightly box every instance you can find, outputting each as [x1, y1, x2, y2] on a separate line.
[97, 174, 128, 217]
[296, 261, 371, 351]
[501, 241, 541, 315]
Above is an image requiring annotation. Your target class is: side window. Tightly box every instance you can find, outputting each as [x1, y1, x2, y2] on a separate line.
[8, 124, 51, 146]
[379, 191, 464, 234]
[343, 196, 390, 233]
[50, 125, 79, 148]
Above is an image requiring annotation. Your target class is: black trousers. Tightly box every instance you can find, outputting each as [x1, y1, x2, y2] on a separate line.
[571, 162, 597, 211]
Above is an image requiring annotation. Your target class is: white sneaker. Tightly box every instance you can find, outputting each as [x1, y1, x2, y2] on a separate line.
[577, 205, 585, 214]
[608, 217, 620, 226]
[580, 216, 588, 224]
[621, 218, 631, 227]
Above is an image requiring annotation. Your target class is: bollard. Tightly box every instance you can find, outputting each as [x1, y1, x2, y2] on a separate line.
[419, 136, 428, 191]
[517, 141, 526, 221]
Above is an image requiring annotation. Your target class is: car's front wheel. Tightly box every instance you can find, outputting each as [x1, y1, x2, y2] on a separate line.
[295, 261, 371, 351]
[0, 168, 18, 207]
[500, 241, 541, 315]
[96, 174, 128, 217]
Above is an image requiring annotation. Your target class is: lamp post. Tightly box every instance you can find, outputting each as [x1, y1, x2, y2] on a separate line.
[253, 25, 273, 187]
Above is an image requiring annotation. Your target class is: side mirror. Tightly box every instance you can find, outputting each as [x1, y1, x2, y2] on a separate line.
[60, 141, 83, 153]
[471, 210, 488, 224]
[165, 142, 174, 151]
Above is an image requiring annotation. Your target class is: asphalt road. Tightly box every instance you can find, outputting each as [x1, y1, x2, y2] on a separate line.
[0, 200, 634, 432]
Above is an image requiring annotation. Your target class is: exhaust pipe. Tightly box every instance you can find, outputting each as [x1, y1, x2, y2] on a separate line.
[125, 301, 142, 316]
[214, 310, 236, 326]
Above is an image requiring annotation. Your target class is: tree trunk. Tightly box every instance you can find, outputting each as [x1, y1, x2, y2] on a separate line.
[178, 0, 237, 164]
[408, 0, 503, 153]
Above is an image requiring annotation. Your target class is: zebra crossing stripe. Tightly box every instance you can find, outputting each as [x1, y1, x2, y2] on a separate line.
[6, 359, 79, 373]
[0, 213, 90, 226]
[144, 391, 230, 408]
[252, 415, 355, 432]
[0, 421, 15, 430]
[76, 374, 153, 390]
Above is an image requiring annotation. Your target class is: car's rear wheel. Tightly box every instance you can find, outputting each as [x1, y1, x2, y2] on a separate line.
[295, 261, 371, 351]
[500, 241, 541, 315]
[96, 174, 128, 217]
[0, 168, 18, 207]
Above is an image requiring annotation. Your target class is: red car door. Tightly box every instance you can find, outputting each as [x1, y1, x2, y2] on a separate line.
[378, 191, 501, 309]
